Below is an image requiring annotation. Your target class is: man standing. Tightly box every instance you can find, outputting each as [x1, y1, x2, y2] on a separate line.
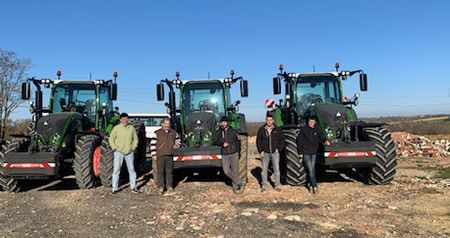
[213, 116, 243, 194]
[152, 117, 178, 195]
[109, 113, 139, 194]
[297, 116, 331, 194]
[256, 114, 285, 192]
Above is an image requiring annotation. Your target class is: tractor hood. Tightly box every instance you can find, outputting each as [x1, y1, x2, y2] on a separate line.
[36, 112, 81, 145]
[309, 104, 357, 141]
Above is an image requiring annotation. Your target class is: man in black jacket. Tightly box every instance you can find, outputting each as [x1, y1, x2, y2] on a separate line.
[296, 116, 331, 194]
[256, 114, 285, 192]
[213, 116, 243, 193]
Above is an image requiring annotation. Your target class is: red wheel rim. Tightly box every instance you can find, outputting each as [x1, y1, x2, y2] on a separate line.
[93, 146, 101, 177]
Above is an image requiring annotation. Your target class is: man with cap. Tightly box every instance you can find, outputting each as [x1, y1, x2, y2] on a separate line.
[213, 116, 243, 193]
[109, 112, 139, 194]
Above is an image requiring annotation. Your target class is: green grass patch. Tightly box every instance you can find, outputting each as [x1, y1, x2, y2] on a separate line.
[436, 167, 450, 179]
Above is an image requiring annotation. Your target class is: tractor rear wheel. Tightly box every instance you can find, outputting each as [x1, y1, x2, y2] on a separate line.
[0, 140, 24, 192]
[362, 127, 397, 185]
[239, 135, 248, 184]
[132, 122, 147, 175]
[74, 135, 100, 189]
[100, 136, 113, 187]
[282, 128, 307, 186]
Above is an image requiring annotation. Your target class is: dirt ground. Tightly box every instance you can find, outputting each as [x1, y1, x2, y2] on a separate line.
[1, 144, 449, 238]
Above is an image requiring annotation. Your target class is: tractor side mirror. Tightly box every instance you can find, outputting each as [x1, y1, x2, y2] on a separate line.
[156, 83, 165, 101]
[273, 77, 281, 95]
[168, 91, 176, 109]
[109, 83, 118, 100]
[240, 80, 249, 97]
[360, 73, 368, 91]
[21, 82, 31, 100]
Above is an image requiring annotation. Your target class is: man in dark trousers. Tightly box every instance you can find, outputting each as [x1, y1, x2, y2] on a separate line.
[213, 116, 243, 194]
[152, 117, 178, 195]
[256, 114, 285, 192]
[296, 116, 331, 194]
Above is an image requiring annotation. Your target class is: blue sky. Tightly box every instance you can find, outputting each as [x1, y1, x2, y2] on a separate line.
[1, 0, 450, 121]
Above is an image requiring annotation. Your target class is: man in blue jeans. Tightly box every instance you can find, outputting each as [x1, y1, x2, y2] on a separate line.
[296, 116, 331, 194]
[109, 113, 139, 194]
[256, 115, 285, 192]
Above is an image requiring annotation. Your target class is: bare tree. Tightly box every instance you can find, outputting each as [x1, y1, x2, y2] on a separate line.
[0, 49, 31, 140]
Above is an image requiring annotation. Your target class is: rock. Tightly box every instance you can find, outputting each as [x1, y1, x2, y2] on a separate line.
[284, 215, 301, 222]
[388, 206, 398, 210]
[241, 211, 252, 216]
[267, 214, 277, 220]
[175, 225, 184, 230]
[243, 208, 259, 213]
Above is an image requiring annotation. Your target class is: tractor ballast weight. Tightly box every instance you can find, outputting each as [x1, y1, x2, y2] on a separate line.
[270, 64, 396, 186]
[155, 70, 249, 182]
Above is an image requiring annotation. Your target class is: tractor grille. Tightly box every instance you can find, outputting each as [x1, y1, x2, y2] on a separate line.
[36, 114, 71, 143]
[185, 112, 216, 133]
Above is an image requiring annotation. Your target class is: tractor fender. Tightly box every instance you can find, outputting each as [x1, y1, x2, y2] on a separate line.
[75, 131, 102, 142]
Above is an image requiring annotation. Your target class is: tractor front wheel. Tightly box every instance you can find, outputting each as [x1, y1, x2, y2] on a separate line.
[0, 141, 23, 192]
[74, 135, 100, 189]
[239, 135, 248, 184]
[100, 136, 114, 187]
[361, 127, 397, 185]
[282, 128, 307, 186]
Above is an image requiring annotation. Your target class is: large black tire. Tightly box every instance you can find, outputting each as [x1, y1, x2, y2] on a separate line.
[362, 127, 397, 185]
[100, 136, 113, 187]
[0, 141, 23, 192]
[74, 135, 100, 189]
[282, 128, 307, 186]
[132, 122, 147, 175]
[239, 135, 248, 184]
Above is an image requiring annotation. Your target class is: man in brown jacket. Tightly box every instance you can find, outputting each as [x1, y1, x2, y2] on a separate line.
[152, 117, 178, 195]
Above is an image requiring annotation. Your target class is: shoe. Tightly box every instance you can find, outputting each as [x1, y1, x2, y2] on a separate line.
[164, 187, 175, 196]
[313, 186, 318, 194]
[238, 184, 244, 193]
[260, 186, 267, 192]
[111, 190, 117, 195]
[312, 186, 317, 194]
[274, 186, 281, 192]
[131, 188, 140, 194]
[158, 187, 165, 195]
[308, 186, 313, 194]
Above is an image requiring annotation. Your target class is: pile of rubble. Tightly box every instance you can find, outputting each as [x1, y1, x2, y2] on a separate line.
[392, 132, 450, 158]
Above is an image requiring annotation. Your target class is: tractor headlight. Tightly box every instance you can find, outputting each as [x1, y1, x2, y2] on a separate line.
[324, 126, 334, 139]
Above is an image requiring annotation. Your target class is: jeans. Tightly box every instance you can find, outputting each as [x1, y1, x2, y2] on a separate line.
[112, 151, 137, 192]
[222, 152, 241, 190]
[303, 154, 317, 187]
[157, 155, 173, 189]
[261, 152, 280, 188]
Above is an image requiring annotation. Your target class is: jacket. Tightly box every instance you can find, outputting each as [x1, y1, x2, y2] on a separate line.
[256, 125, 285, 153]
[153, 128, 178, 156]
[296, 125, 326, 154]
[213, 126, 239, 155]
[109, 123, 138, 155]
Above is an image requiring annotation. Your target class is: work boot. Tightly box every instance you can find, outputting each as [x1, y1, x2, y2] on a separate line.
[274, 186, 281, 192]
[158, 187, 165, 195]
[313, 186, 318, 194]
[164, 187, 175, 196]
[260, 186, 267, 193]
[237, 183, 244, 193]
[131, 188, 141, 194]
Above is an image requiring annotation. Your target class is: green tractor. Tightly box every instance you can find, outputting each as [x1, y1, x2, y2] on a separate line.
[0, 71, 146, 192]
[271, 63, 397, 185]
[155, 70, 249, 183]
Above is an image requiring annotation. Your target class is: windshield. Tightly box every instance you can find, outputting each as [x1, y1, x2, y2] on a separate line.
[296, 75, 341, 114]
[129, 116, 165, 127]
[182, 82, 225, 117]
[51, 83, 97, 121]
